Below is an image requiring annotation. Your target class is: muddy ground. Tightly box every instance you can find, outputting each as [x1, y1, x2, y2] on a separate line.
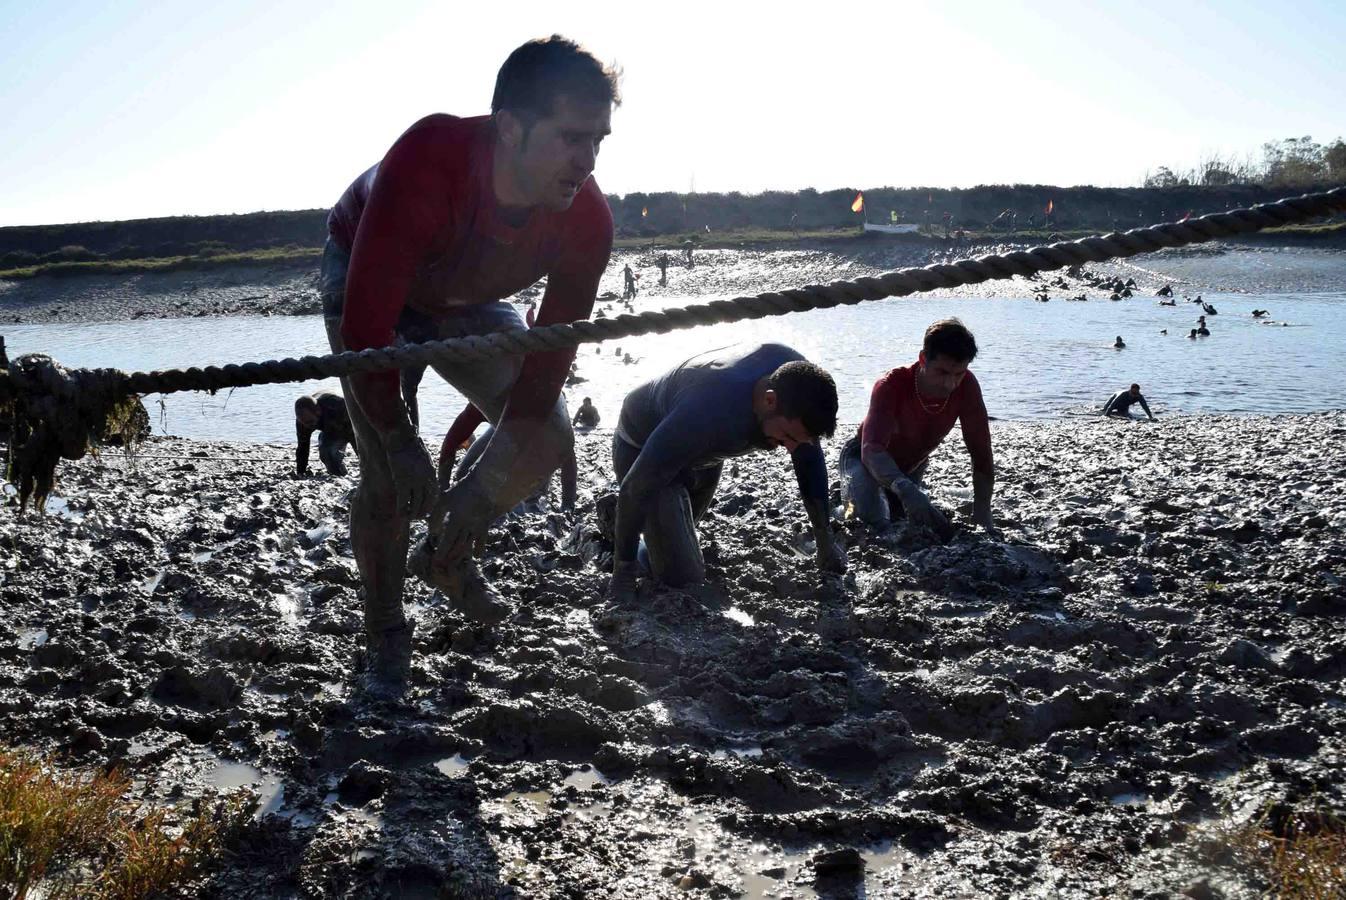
[2, 413, 1343, 898]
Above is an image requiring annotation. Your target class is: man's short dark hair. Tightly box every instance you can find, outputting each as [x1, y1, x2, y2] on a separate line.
[922, 318, 978, 363]
[1130, 383, 1141, 393]
[768, 361, 838, 440]
[491, 35, 621, 121]
[295, 396, 317, 413]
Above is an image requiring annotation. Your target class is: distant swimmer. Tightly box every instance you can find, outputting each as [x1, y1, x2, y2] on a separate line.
[1188, 329, 1198, 339]
[295, 391, 356, 476]
[1157, 284, 1174, 297]
[1159, 297, 1176, 307]
[1202, 301, 1218, 316]
[1114, 335, 1126, 349]
[1251, 309, 1269, 318]
[1197, 325, 1210, 336]
[1160, 329, 1168, 335]
[608, 344, 844, 599]
[1101, 384, 1155, 421]
[572, 396, 600, 429]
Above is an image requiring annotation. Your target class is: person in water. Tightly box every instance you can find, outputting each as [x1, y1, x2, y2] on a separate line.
[608, 343, 844, 600]
[573, 396, 601, 429]
[319, 36, 618, 688]
[295, 391, 356, 476]
[1101, 384, 1155, 420]
[1114, 335, 1126, 349]
[841, 318, 995, 538]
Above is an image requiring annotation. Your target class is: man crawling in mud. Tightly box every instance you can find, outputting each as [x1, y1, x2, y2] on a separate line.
[294, 391, 355, 476]
[1101, 383, 1155, 421]
[320, 36, 618, 689]
[840, 318, 995, 538]
[607, 343, 846, 601]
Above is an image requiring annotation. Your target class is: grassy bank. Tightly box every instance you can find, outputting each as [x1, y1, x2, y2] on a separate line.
[0, 246, 320, 281]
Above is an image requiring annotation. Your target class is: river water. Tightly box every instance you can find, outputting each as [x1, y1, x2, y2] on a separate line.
[4, 245, 1344, 444]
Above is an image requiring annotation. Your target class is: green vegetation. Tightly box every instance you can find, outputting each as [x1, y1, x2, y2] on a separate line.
[0, 246, 319, 280]
[0, 745, 252, 899]
[1144, 136, 1346, 190]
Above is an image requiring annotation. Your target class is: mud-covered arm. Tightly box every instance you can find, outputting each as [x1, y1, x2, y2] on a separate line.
[340, 127, 452, 437]
[789, 443, 832, 534]
[1139, 394, 1154, 419]
[858, 374, 908, 487]
[614, 408, 713, 564]
[295, 421, 313, 475]
[792, 442, 845, 573]
[959, 377, 996, 528]
[455, 192, 613, 517]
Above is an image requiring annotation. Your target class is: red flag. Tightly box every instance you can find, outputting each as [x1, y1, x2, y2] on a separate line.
[851, 192, 864, 213]
[1045, 199, 1054, 216]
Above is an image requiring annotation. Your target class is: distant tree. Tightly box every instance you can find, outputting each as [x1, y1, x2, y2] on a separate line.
[1325, 139, 1346, 182]
[1262, 136, 1327, 186]
[1143, 167, 1185, 189]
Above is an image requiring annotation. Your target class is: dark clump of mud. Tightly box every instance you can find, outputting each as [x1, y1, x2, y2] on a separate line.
[2, 414, 1344, 898]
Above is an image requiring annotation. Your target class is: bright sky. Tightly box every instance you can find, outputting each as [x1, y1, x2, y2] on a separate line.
[1, 0, 1342, 226]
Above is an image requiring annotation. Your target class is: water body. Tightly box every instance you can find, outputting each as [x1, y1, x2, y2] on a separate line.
[4, 247, 1344, 444]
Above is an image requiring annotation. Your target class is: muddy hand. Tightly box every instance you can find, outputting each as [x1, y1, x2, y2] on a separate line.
[430, 479, 493, 568]
[607, 560, 639, 602]
[384, 430, 436, 519]
[893, 480, 953, 539]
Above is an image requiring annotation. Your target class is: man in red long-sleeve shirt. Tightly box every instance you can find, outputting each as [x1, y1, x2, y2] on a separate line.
[319, 36, 618, 689]
[841, 318, 996, 537]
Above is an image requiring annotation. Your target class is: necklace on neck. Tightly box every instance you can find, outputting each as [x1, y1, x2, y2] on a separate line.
[914, 369, 951, 415]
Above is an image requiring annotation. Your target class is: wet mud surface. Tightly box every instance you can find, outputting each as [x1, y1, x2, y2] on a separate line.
[3, 414, 1344, 897]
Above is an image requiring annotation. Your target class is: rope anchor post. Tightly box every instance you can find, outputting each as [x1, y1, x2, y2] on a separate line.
[3, 187, 1345, 511]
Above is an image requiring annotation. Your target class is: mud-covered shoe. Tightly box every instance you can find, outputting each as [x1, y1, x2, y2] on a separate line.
[362, 623, 413, 698]
[407, 537, 511, 625]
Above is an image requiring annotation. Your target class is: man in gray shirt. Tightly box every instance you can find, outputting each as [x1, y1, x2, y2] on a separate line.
[609, 343, 845, 600]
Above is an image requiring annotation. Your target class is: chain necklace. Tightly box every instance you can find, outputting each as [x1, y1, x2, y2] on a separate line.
[913, 368, 951, 415]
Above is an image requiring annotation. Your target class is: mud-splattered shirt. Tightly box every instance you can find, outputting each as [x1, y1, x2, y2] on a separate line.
[859, 363, 993, 479]
[614, 343, 830, 562]
[327, 114, 613, 430]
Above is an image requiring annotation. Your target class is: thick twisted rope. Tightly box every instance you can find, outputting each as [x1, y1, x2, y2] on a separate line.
[38, 185, 1346, 397]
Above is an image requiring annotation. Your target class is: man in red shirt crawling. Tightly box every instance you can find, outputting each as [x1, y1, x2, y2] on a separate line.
[841, 318, 996, 537]
[320, 36, 618, 690]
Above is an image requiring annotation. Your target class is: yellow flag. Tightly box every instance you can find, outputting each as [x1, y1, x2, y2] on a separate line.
[851, 192, 864, 213]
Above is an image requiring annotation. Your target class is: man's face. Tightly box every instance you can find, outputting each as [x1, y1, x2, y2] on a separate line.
[760, 415, 815, 453]
[918, 352, 970, 399]
[508, 95, 611, 211]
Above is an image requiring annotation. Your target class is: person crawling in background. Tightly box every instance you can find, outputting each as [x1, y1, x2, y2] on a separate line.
[295, 391, 355, 476]
[840, 318, 995, 539]
[607, 343, 845, 601]
[1102, 384, 1155, 421]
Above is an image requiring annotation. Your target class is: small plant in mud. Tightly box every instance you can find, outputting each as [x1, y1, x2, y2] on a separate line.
[1223, 802, 1346, 899]
[0, 745, 253, 900]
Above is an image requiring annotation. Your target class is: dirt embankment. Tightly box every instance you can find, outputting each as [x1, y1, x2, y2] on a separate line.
[2, 413, 1343, 897]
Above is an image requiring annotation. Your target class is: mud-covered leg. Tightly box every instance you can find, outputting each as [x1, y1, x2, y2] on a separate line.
[840, 435, 891, 526]
[324, 317, 412, 686]
[644, 485, 706, 588]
